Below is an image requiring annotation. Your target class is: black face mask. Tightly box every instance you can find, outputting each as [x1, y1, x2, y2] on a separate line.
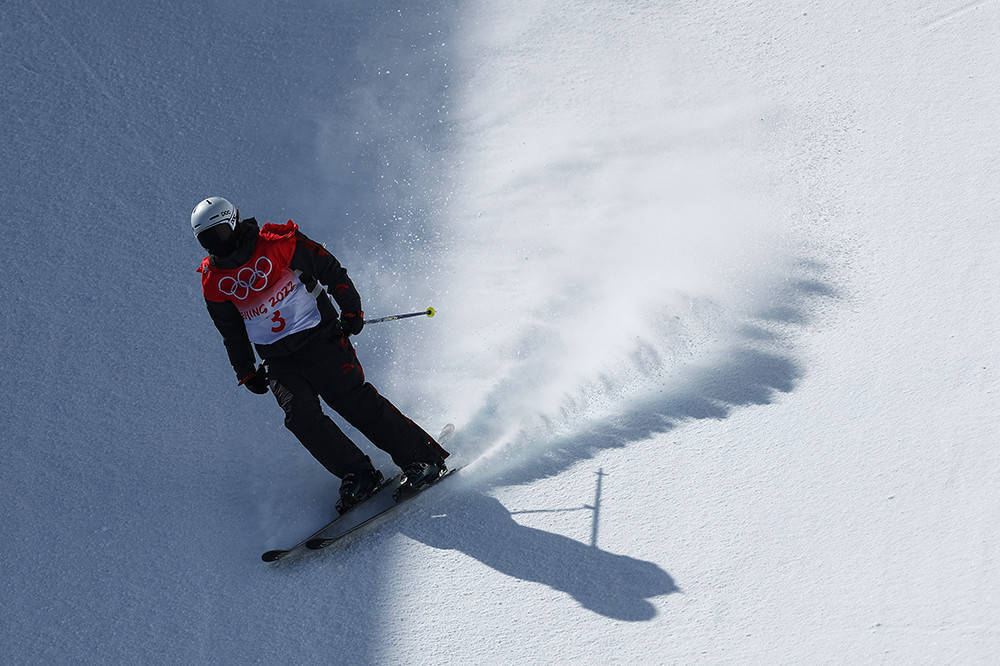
[197, 223, 238, 256]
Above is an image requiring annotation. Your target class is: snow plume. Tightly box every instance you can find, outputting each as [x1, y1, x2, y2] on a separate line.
[393, 2, 829, 480]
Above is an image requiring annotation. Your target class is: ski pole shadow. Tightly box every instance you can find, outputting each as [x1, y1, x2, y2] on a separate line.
[398, 487, 678, 621]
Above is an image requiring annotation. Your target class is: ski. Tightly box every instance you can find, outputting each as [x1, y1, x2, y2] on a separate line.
[305, 466, 461, 551]
[260, 474, 398, 563]
[260, 423, 455, 563]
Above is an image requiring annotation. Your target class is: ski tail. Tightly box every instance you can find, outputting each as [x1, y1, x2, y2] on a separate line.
[438, 423, 456, 444]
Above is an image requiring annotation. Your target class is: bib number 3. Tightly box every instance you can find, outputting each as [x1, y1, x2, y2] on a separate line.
[270, 310, 286, 333]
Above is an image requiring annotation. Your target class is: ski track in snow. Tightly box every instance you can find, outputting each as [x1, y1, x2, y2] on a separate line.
[923, 0, 993, 30]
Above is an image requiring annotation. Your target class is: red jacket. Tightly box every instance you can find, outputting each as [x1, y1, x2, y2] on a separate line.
[199, 218, 362, 380]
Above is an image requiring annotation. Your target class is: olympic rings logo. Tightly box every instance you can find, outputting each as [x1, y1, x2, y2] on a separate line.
[218, 256, 273, 300]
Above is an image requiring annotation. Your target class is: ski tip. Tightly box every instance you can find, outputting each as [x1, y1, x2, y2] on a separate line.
[261, 549, 288, 563]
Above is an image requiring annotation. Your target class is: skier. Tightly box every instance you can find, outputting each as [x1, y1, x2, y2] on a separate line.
[191, 197, 449, 513]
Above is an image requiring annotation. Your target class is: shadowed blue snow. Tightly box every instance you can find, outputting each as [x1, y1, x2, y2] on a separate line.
[2, 1, 461, 660]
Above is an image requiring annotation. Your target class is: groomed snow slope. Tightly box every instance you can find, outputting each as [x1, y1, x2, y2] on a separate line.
[1, 1, 997, 662]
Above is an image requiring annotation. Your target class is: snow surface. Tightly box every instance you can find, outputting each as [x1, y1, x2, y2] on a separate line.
[2, 1, 998, 662]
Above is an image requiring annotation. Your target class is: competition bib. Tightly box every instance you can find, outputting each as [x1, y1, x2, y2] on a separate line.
[200, 221, 321, 345]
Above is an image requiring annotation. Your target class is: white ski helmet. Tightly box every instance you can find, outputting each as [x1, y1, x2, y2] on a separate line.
[191, 197, 238, 236]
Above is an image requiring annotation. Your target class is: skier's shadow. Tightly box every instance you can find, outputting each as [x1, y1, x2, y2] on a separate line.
[398, 490, 678, 621]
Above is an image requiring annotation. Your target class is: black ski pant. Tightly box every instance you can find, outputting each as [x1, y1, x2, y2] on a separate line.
[266, 332, 448, 479]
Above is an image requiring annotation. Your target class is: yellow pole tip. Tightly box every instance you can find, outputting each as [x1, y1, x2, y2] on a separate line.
[426, 307, 436, 318]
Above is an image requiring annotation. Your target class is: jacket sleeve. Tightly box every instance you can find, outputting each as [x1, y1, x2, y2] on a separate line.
[289, 231, 363, 315]
[205, 298, 256, 380]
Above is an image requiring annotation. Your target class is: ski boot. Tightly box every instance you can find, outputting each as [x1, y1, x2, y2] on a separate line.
[335, 468, 385, 514]
[394, 460, 447, 501]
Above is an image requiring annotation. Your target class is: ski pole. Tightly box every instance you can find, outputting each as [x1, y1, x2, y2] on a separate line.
[364, 307, 436, 325]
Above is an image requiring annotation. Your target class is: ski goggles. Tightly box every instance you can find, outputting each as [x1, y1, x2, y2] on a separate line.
[196, 207, 239, 254]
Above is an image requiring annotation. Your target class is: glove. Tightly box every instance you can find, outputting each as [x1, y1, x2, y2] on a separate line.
[340, 311, 365, 336]
[238, 364, 269, 395]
